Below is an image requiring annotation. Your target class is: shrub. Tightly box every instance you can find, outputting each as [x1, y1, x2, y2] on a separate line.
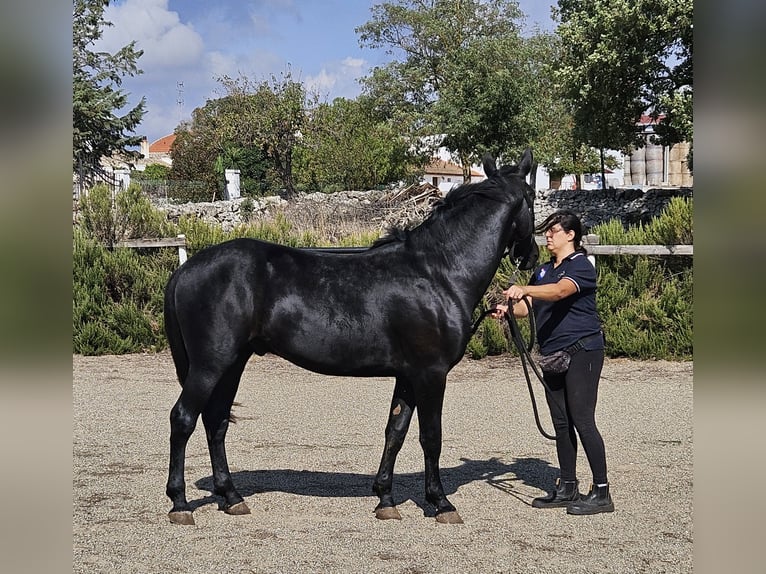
[79, 182, 172, 245]
[466, 335, 488, 360]
[240, 196, 255, 222]
[73, 226, 175, 355]
[590, 197, 693, 359]
[79, 183, 115, 245]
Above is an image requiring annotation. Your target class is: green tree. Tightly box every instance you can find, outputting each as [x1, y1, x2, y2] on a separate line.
[169, 103, 225, 194]
[131, 163, 170, 181]
[553, 0, 693, 154]
[219, 70, 319, 198]
[356, 0, 531, 181]
[294, 96, 413, 192]
[73, 0, 146, 187]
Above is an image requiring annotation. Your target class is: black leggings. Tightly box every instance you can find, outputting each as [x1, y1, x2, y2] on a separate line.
[542, 348, 608, 485]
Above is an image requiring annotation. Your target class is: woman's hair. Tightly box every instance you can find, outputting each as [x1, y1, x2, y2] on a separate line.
[536, 210, 587, 253]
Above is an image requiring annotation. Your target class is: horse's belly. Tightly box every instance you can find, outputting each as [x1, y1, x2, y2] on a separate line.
[275, 345, 397, 378]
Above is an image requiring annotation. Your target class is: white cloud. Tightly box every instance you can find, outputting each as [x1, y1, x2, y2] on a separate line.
[305, 57, 367, 100]
[99, 0, 204, 69]
[342, 57, 366, 70]
[92, 1, 371, 141]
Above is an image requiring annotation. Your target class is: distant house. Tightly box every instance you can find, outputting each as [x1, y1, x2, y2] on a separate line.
[421, 158, 485, 194]
[138, 134, 176, 168]
[80, 134, 177, 196]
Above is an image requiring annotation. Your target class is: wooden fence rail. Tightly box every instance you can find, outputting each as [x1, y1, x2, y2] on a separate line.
[116, 235, 187, 265]
[115, 233, 692, 267]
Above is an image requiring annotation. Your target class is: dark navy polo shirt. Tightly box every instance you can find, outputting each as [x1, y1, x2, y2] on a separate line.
[529, 250, 603, 355]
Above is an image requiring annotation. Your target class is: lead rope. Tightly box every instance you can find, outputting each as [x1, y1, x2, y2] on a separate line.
[504, 302, 556, 440]
[470, 262, 555, 441]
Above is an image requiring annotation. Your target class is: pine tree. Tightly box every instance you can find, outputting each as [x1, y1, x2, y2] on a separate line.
[73, 0, 146, 188]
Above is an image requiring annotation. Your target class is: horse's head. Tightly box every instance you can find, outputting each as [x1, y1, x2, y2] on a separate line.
[483, 148, 539, 270]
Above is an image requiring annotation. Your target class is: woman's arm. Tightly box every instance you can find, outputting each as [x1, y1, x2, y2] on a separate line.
[504, 279, 577, 303]
[492, 295, 532, 318]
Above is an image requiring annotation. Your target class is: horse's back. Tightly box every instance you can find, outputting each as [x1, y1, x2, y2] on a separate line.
[165, 237, 468, 378]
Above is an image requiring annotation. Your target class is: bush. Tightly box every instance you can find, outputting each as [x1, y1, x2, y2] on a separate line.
[73, 227, 173, 354]
[79, 182, 172, 245]
[590, 197, 693, 360]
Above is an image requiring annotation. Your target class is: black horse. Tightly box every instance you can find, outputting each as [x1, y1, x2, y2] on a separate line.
[164, 150, 539, 525]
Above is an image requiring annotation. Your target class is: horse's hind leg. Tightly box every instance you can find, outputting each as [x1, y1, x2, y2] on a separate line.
[373, 376, 415, 520]
[167, 358, 242, 525]
[167, 368, 217, 525]
[202, 353, 251, 516]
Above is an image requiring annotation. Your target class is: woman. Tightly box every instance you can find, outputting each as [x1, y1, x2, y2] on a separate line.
[494, 209, 613, 515]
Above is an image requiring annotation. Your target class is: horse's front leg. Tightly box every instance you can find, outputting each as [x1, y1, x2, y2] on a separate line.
[415, 373, 463, 524]
[372, 377, 415, 520]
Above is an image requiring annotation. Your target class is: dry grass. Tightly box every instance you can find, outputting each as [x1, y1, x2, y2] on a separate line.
[267, 184, 443, 245]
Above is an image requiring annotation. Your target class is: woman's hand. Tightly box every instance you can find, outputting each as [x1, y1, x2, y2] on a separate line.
[491, 304, 508, 319]
[503, 285, 527, 301]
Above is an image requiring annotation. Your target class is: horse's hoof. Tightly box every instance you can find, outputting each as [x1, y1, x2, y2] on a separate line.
[375, 506, 402, 520]
[435, 511, 464, 524]
[168, 511, 195, 525]
[224, 501, 251, 516]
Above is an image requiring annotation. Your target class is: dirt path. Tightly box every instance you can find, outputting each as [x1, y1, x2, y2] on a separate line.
[73, 352, 692, 573]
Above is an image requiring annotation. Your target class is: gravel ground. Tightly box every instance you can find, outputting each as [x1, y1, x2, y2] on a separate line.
[73, 352, 692, 574]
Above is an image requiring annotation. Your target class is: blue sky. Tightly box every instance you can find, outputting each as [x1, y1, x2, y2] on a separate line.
[97, 0, 557, 144]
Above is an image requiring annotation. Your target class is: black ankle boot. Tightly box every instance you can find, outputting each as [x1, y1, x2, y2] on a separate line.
[532, 479, 580, 508]
[567, 483, 614, 515]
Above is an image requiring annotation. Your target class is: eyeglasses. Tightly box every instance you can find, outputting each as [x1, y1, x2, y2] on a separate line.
[544, 226, 565, 236]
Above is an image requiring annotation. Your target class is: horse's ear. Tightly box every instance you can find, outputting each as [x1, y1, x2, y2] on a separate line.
[482, 153, 497, 177]
[517, 148, 533, 178]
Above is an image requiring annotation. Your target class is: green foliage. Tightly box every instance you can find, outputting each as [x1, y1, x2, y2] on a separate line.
[79, 183, 115, 245]
[644, 197, 693, 245]
[357, 0, 534, 171]
[554, 0, 693, 151]
[79, 182, 171, 245]
[114, 183, 173, 239]
[240, 197, 255, 222]
[466, 336, 488, 360]
[483, 314, 510, 355]
[217, 70, 319, 198]
[73, 227, 173, 355]
[590, 198, 693, 359]
[169, 111, 224, 196]
[131, 164, 170, 181]
[73, 0, 146, 185]
[73, 190, 692, 360]
[293, 97, 414, 191]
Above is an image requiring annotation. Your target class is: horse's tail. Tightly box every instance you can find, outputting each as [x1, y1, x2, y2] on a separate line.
[164, 269, 189, 386]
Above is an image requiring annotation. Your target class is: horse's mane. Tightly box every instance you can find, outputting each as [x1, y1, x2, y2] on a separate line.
[371, 164, 525, 249]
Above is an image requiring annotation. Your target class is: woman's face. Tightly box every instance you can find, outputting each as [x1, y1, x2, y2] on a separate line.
[544, 224, 575, 255]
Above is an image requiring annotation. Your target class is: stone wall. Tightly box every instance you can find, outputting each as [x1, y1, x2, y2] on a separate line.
[154, 186, 692, 233]
[533, 187, 693, 230]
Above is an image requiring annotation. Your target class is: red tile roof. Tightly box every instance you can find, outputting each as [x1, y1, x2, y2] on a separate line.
[638, 113, 667, 125]
[148, 134, 176, 154]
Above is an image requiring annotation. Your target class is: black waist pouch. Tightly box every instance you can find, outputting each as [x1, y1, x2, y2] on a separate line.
[538, 332, 604, 375]
[538, 350, 571, 375]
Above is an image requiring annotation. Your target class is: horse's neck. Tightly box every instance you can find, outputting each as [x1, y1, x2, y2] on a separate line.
[421, 200, 512, 298]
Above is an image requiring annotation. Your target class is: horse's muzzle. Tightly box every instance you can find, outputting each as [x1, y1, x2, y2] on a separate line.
[514, 237, 539, 270]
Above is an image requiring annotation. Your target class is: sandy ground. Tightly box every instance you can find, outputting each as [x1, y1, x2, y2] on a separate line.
[73, 352, 692, 573]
